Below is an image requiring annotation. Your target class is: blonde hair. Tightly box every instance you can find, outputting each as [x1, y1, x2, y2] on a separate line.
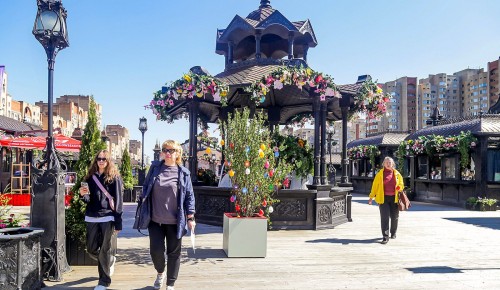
[85, 149, 120, 184]
[383, 157, 395, 169]
[162, 140, 183, 165]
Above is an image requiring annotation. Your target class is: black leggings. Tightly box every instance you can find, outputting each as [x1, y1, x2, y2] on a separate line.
[148, 222, 182, 287]
[379, 195, 399, 238]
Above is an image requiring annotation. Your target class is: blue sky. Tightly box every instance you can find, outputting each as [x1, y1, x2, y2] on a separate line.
[1, 0, 499, 161]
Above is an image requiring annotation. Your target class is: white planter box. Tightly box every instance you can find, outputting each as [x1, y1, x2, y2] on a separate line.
[223, 213, 267, 258]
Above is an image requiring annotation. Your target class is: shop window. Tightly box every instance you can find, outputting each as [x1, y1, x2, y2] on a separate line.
[351, 160, 360, 177]
[443, 156, 457, 179]
[461, 157, 476, 181]
[487, 149, 500, 182]
[417, 156, 428, 179]
[429, 157, 442, 180]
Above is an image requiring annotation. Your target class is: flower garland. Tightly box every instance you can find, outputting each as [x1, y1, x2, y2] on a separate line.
[396, 131, 477, 169]
[351, 80, 390, 120]
[347, 145, 381, 168]
[146, 71, 229, 121]
[244, 66, 340, 105]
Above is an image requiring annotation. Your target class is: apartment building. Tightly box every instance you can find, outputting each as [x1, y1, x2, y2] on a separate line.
[488, 57, 500, 107]
[105, 125, 130, 164]
[454, 69, 489, 116]
[129, 139, 143, 166]
[418, 74, 461, 128]
[371, 77, 418, 133]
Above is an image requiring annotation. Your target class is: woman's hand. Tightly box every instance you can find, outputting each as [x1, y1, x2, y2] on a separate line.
[79, 186, 89, 196]
[188, 220, 196, 231]
[368, 197, 373, 205]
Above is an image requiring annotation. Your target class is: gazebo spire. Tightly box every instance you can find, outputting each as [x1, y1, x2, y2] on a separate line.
[259, 0, 271, 8]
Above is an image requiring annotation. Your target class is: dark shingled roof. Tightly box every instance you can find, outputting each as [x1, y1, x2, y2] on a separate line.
[0, 115, 42, 134]
[338, 83, 363, 96]
[406, 114, 500, 140]
[348, 132, 409, 148]
[246, 7, 276, 22]
[215, 64, 280, 85]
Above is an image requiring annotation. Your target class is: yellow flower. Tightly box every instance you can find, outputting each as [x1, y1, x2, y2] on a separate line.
[184, 74, 192, 83]
[306, 68, 312, 77]
[260, 144, 266, 151]
[206, 147, 211, 154]
[228, 169, 235, 177]
[220, 140, 225, 146]
[196, 91, 203, 98]
[259, 149, 265, 158]
[220, 90, 228, 97]
[376, 88, 383, 94]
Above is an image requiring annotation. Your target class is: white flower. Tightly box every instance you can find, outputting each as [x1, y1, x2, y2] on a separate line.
[213, 91, 221, 102]
[273, 80, 284, 90]
[324, 87, 335, 97]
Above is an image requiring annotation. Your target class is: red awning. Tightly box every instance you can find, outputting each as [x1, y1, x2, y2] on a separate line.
[0, 134, 81, 152]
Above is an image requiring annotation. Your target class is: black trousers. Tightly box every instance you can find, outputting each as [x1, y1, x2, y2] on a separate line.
[148, 221, 182, 287]
[379, 195, 399, 238]
[86, 221, 117, 287]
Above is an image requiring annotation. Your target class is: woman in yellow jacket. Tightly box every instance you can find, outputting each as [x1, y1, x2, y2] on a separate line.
[368, 157, 405, 244]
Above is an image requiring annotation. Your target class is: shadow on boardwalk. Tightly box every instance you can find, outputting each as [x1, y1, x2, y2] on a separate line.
[306, 237, 380, 245]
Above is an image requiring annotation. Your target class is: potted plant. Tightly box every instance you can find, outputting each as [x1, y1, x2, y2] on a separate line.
[272, 133, 313, 189]
[219, 108, 290, 257]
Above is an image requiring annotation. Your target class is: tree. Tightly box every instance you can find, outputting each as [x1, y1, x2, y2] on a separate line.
[120, 146, 134, 190]
[65, 97, 105, 245]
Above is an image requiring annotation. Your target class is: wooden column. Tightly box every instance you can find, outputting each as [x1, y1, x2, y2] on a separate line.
[312, 96, 321, 185]
[288, 32, 294, 60]
[320, 102, 327, 184]
[255, 30, 262, 59]
[228, 41, 234, 64]
[339, 94, 352, 186]
[188, 101, 199, 183]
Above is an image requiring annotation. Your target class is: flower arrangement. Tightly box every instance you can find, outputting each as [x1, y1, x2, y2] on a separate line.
[351, 80, 390, 120]
[396, 131, 477, 169]
[272, 133, 314, 179]
[146, 71, 229, 121]
[244, 66, 340, 104]
[220, 108, 291, 218]
[347, 145, 381, 168]
[0, 195, 27, 229]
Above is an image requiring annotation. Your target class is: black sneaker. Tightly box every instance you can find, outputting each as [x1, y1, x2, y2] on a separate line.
[381, 238, 389, 244]
[390, 234, 396, 239]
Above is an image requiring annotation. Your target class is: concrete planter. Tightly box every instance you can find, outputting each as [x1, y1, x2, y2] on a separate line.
[0, 227, 44, 290]
[223, 213, 267, 258]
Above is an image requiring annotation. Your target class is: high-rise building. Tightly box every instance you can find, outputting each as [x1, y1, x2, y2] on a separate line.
[454, 69, 489, 115]
[374, 77, 418, 133]
[418, 74, 460, 128]
[488, 57, 500, 107]
[105, 124, 130, 164]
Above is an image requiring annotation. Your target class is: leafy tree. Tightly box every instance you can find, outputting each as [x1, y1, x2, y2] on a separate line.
[120, 146, 134, 190]
[65, 97, 105, 245]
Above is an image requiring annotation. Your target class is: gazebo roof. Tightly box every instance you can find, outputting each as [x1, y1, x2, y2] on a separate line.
[406, 114, 500, 140]
[347, 132, 409, 148]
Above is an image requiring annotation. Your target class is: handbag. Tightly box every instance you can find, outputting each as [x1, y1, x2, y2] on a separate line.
[133, 194, 151, 232]
[92, 175, 115, 211]
[398, 190, 411, 211]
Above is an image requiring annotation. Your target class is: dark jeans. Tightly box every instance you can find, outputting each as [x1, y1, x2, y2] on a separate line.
[148, 222, 182, 287]
[379, 195, 399, 238]
[86, 221, 117, 287]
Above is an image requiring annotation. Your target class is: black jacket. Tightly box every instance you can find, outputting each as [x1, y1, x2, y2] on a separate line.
[82, 173, 124, 230]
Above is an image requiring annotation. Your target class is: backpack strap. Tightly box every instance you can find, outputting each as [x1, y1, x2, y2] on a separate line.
[92, 175, 115, 211]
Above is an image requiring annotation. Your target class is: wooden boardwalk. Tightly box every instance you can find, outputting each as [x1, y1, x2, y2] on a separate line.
[33, 194, 500, 289]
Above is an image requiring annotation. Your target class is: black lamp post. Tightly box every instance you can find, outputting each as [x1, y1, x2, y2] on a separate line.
[139, 117, 148, 185]
[31, 0, 70, 281]
[327, 129, 337, 186]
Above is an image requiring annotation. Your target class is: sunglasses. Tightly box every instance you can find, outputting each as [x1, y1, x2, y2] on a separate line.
[96, 157, 107, 162]
[162, 148, 177, 154]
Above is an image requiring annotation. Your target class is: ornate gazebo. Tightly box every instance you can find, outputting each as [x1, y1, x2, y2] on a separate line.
[147, 0, 389, 229]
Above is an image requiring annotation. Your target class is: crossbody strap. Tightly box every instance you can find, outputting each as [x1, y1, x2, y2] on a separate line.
[92, 175, 115, 211]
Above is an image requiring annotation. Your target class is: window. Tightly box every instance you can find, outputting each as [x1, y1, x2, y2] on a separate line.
[443, 156, 457, 179]
[487, 149, 500, 182]
[417, 156, 428, 179]
[429, 157, 442, 180]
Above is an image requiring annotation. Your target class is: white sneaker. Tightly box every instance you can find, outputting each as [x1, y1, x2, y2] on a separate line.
[166, 286, 175, 290]
[94, 285, 107, 290]
[154, 272, 166, 290]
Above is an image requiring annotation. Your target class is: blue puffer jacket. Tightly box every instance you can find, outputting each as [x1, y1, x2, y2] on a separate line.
[141, 160, 195, 239]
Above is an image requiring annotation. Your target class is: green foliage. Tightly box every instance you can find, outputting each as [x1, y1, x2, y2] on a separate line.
[347, 145, 381, 168]
[120, 146, 134, 190]
[272, 133, 313, 179]
[66, 97, 105, 245]
[197, 168, 217, 186]
[220, 108, 291, 218]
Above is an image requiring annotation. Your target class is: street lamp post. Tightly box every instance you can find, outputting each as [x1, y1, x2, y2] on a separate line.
[139, 117, 148, 185]
[31, 0, 70, 281]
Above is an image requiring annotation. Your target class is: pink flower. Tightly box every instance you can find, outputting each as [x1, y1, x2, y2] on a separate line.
[0, 224, 6, 229]
[168, 100, 174, 106]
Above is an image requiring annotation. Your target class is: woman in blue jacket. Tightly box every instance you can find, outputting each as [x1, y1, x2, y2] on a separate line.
[140, 140, 196, 290]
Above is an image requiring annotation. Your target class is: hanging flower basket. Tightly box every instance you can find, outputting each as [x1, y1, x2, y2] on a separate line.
[347, 145, 381, 168]
[350, 79, 390, 120]
[244, 66, 340, 104]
